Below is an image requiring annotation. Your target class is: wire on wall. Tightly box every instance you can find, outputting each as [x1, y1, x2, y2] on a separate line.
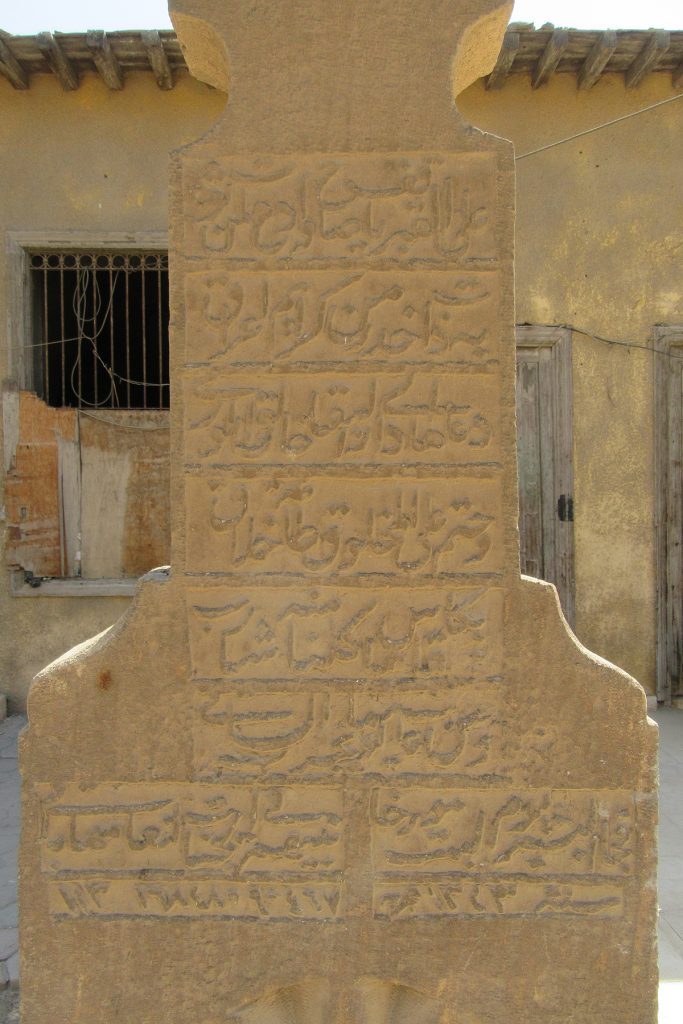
[518, 322, 683, 359]
[515, 91, 683, 161]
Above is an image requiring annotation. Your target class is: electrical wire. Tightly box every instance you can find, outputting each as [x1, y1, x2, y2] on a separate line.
[78, 410, 169, 431]
[515, 91, 683, 160]
[10, 323, 172, 386]
[51, 266, 169, 405]
[13, 79, 683, 407]
[518, 322, 683, 359]
[69, 267, 120, 407]
[17, 207, 683, 414]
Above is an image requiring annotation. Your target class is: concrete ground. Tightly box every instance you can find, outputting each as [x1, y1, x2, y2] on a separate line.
[0, 713, 21, 1024]
[0, 707, 681, 1022]
[653, 705, 683, 1022]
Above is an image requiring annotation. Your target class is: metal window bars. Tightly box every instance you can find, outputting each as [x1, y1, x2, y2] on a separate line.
[30, 251, 169, 409]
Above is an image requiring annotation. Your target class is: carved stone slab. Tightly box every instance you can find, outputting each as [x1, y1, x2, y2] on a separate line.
[37, 781, 636, 923]
[180, 152, 499, 265]
[19, 2, 657, 1023]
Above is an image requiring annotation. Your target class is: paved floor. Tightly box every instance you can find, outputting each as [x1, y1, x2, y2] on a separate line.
[0, 715, 20, 991]
[0, 714, 20, 1024]
[0, 708, 681, 1020]
[653, 705, 683, 1022]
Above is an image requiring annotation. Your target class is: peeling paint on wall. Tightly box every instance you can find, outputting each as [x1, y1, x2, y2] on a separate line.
[78, 411, 171, 578]
[4, 392, 77, 576]
[4, 392, 170, 580]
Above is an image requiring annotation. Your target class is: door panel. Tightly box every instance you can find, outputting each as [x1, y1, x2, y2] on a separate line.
[655, 328, 683, 703]
[515, 327, 574, 626]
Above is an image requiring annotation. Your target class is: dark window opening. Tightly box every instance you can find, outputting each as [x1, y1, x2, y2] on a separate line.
[30, 252, 169, 409]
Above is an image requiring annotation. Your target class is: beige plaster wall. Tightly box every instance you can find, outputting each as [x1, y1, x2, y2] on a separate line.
[0, 71, 224, 710]
[461, 71, 683, 693]
[2, 66, 677, 707]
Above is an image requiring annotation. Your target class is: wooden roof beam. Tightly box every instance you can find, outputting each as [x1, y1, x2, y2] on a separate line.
[486, 31, 519, 90]
[86, 30, 123, 91]
[625, 30, 670, 88]
[532, 29, 570, 89]
[141, 30, 174, 90]
[36, 32, 79, 91]
[0, 32, 29, 90]
[532, 28, 569, 88]
[578, 30, 617, 89]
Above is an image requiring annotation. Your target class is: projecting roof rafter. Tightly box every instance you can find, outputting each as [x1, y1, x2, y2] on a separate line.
[624, 30, 670, 88]
[36, 32, 78, 90]
[531, 29, 570, 89]
[577, 31, 618, 90]
[0, 28, 186, 91]
[141, 30, 174, 90]
[0, 26, 681, 92]
[86, 30, 124, 91]
[488, 24, 683, 90]
[0, 30, 28, 90]
[486, 31, 520, 90]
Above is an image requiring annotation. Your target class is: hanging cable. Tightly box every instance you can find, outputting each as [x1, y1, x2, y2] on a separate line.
[516, 91, 683, 160]
[69, 266, 121, 407]
[78, 410, 170, 431]
[518, 321, 683, 359]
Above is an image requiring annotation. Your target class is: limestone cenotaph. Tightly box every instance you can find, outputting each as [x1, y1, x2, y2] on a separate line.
[20, 2, 658, 1023]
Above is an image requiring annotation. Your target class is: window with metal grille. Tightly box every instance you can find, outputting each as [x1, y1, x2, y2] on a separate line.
[30, 252, 169, 409]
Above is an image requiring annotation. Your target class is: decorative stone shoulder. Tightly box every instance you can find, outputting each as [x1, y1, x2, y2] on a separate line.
[0, 25, 682, 92]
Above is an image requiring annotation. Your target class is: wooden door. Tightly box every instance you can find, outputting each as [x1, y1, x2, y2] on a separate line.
[655, 326, 683, 703]
[515, 326, 575, 626]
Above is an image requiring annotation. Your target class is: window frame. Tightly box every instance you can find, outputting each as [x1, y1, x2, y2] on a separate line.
[5, 231, 169, 598]
[654, 324, 683, 703]
[515, 324, 575, 627]
[6, 231, 168, 392]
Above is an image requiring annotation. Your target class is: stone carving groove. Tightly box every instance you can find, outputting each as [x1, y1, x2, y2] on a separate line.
[37, 781, 636, 922]
[181, 153, 499, 264]
[184, 374, 499, 466]
[186, 585, 503, 680]
[191, 687, 512, 783]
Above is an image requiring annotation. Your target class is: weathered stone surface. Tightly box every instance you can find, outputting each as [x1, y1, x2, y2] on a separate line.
[20, 2, 657, 1023]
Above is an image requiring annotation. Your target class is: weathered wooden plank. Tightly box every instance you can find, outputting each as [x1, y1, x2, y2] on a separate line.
[486, 31, 519, 90]
[549, 328, 575, 628]
[536, 348, 558, 597]
[79, 412, 170, 579]
[57, 436, 81, 578]
[654, 327, 683, 702]
[79, 445, 130, 578]
[516, 327, 574, 626]
[86, 30, 123, 91]
[625, 29, 670, 88]
[2, 384, 19, 474]
[531, 29, 570, 89]
[140, 30, 174, 90]
[5, 26, 683, 89]
[516, 347, 545, 582]
[654, 327, 670, 703]
[0, 32, 29, 90]
[36, 32, 79, 91]
[578, 31, 618, 89]
[666, 355, 683, 700]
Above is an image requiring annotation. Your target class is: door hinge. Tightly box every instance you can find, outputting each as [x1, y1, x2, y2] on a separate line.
[557, 494, 574, 522]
